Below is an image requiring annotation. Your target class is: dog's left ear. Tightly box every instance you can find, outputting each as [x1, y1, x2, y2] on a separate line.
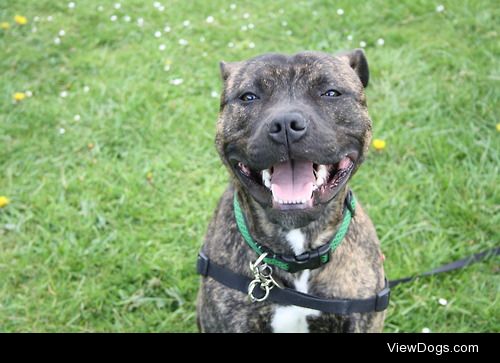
[336, 49, 369, 88]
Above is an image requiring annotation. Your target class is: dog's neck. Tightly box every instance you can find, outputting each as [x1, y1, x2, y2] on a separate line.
[237, 186, 348, 256]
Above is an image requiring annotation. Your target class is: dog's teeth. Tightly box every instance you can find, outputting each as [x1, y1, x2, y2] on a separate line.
[317, 165, 329, 180]
[262, 169, 271, 189]
[316, 176, 325, 187]
[312, 185, 318, 191]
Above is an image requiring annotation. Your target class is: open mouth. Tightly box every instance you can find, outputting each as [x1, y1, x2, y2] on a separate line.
[234, 155, 356, 210]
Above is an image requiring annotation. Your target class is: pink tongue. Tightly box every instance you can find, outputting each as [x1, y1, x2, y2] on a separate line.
[271, 160, 315, 202]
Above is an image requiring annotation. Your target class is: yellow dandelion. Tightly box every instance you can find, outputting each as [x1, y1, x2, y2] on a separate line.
[496, 123, 500, 132]
[13, 92, 26, 102]
[146, 172, 153, 181]
[372, 139, 386, 151]
[87, 143, 94, 150]
[0, 196, 10, 208]
[14, 15, 28, 25]
[0, 22, 10, 30]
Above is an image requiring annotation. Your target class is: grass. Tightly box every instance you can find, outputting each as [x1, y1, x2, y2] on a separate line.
[0, 0, 498, 332]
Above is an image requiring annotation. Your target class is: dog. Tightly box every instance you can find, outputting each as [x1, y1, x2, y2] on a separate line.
[196, 49, 386, 332]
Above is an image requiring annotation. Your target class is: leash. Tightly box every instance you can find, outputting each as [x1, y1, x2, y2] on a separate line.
[197, 190, 499, 314]
[388, 247, 500, 288]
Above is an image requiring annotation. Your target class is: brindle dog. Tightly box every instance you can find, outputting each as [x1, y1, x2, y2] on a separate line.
[197, 50, 385, 332]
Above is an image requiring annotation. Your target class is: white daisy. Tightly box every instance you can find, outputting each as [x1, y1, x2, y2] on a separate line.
[206, 16, 214, 23]
[159, 44, 166, 51]
[54, 37, 61, 45]
[114, 3, 121, 10]
[59, 127, 66, 135]
[153, 2, 161, 8]
[228, 42, 234, 48]
[60, 91, 68, 98]
[243, 13, 250, 19]
[83, 86, 90, 93]
[182, 20, 190, 27]
[178, 38, 188, 46]
[422, 327, 431, 333]
[124, 15, 131, 22]
[211, 91, 218, 98]
[154, 30, 162, 38]
[286, 30, 292, 36]
[68, 2, 76, 9]
[281, 20, 287, 27]
[337, 8, 344, 16]
[248, 23, 254, 29]
[436, 4, 445, 12]
[248, 42, 255, 49]
[170, 78, 183, 86]
[74, 114, 81, 121]
[97, 5, 104, 12]
[110, 15, 117, 22]
[25, 90, 33, 97]
[199, 36, 205, 42]
[377, 38, 385, 46]
[137, 18, 144, 27]
[359, 41, 367, 48]
[229, 4, 236, 10]
[47, 15, 53, 22]
[438, 298, 448, 306]
[158, 5, 165, 12]
[347, 34, 353, 41]
[59, 29, 65, 37]
[241, 25, 248, 31]
[164, 25, 171, 32]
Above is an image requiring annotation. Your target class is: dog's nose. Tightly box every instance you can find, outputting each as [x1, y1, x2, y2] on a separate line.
[268, 113, 308, 145]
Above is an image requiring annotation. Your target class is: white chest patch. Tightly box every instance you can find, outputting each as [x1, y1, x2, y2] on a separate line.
[271, 230, 321, 333]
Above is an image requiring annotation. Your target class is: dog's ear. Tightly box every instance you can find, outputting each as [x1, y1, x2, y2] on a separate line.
[219, 61, 240, 82]
[336, 49, 369, 88]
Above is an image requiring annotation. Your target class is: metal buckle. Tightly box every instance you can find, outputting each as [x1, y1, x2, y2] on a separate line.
[247, 253, 282, 302]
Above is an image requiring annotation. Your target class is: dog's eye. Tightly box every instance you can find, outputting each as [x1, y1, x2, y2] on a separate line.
[322, 89, 341, 97]
[239, 92, 259, 102]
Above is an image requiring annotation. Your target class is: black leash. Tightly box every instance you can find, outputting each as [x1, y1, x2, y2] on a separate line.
[388, 247, 500, 288]
[197, 247, 499, 314]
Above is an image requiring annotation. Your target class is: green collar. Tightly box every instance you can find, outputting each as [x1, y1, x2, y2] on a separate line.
[233, 190, 356, 273]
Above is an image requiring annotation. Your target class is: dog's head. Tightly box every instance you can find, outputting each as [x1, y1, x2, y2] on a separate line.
[216, 50, 372, 228]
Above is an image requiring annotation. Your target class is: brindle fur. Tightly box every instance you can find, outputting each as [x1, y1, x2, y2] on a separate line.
[197, 50, 385, 333]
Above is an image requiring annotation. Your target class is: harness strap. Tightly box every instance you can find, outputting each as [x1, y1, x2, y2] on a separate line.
[197, 247, 499, 314]
[197, 252, 390, 314]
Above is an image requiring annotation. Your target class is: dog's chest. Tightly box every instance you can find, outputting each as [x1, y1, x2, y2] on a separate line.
[270, 229, 321, 333]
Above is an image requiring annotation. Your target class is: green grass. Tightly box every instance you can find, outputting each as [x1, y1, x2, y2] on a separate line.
[0, 0, 498, 332]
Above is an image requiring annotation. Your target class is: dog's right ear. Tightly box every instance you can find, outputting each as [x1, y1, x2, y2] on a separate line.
[219, 61, 239, 82]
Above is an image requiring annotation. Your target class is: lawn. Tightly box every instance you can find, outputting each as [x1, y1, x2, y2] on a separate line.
[0, 0, 498, 332]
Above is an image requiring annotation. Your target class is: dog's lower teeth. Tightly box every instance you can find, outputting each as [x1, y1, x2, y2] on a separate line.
[273, 199, 309, 205]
